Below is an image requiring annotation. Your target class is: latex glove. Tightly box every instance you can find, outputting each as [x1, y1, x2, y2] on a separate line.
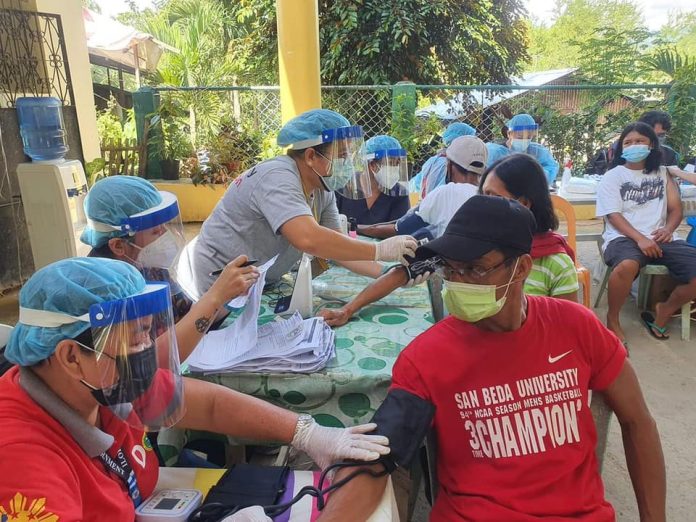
[291, 420, 390, 471]
[221, 506, 271, 522]
[404, 271, 432, 287]
[374, 235, 418, 264]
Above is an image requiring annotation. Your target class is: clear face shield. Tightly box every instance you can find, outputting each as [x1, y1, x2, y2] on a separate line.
[83, 282, 184, 430]
[509, 124, 539, 152]
[318, 125, 372, 200]
[88, 192, 187, 291]
[18, 282, 185, 431]
[368, 148, 409, 196]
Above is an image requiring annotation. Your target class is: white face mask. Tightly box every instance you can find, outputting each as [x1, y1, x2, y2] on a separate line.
[375, 165, 401, 190]
[135, 230, 182, 269]
[511, 138, 531, 152]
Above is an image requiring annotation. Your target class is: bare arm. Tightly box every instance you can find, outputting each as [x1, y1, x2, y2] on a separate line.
[173, 257, 259, 361]
[602, 360, 666, 522]
[281, 216, 377, 261]
[335, 260, 384, 278]
[177, 377, 298, 442]
[318, 268, 408, 327]
[666, 166, 696, 185]
[357, 223, 398, 239]
[316, 464, 388, 522]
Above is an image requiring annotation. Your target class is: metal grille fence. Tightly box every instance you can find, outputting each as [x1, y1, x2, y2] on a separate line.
[0, 8, 74, 107]
[148, 83, 683, 181]
[414, 84, 672, 174]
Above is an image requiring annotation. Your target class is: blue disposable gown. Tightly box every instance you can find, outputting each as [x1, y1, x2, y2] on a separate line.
[485, 142, 559, 186]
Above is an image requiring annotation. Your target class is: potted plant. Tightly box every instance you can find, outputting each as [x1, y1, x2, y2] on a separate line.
[158, 119, 192, 180]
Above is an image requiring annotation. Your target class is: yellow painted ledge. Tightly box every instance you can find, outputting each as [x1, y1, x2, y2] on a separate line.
[153, 180, 227, 223]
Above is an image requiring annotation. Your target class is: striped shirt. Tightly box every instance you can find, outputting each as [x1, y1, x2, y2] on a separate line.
[524, 253, 579, 297]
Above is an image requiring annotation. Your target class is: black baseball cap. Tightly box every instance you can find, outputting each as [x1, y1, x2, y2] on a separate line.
[416, 195, 536, 262]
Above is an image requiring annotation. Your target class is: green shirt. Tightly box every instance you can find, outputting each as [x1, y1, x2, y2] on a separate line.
[524, 253, 579, 297]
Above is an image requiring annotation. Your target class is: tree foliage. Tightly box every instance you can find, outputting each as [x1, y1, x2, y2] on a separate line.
[527, 0, 646, 72]
[222, 0, 528, 85]
[572, 26, 650, 84]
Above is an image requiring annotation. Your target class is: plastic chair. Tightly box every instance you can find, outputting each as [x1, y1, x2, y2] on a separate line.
[595, 264, 691, 341]
[551, 195, 592, 308]
[0, 324, 15, 377]
[0, 324, 12, 348]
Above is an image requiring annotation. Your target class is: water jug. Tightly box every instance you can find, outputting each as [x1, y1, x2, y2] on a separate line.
[16, 97, 69, 161]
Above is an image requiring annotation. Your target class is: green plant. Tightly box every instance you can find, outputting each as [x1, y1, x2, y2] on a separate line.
[667, 63, 696, 161]
[85, 157, 107, 186]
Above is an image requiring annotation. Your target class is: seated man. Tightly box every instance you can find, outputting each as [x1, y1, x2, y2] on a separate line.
[358, 136, 487, 241]
[486, 113, 559, 185]
[608, 110, 680, 167]
[318, 196, 665, 521]
[0, 258, 390, 521]
[410, 122, 477, 198]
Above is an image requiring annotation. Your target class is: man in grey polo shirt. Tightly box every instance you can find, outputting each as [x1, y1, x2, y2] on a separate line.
[180, 109, 418, 297]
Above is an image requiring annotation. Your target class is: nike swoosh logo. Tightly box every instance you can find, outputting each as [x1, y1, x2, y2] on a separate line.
[548, 350, 573, 364]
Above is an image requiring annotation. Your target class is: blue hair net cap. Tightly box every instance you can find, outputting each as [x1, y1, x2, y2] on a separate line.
[365, 135, 402, 155]
[277, 109, 351, 148]
[508, 113, 537, 130]
[81, 176, 163, 248]
[443, 123, 476, 146]
[6, 258, 146, 366]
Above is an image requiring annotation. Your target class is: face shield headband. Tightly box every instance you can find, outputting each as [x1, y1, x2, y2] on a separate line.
[18, 282, 185, 430]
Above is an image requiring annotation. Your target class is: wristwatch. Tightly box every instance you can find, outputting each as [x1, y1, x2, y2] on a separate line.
[293, 413, 314, 442]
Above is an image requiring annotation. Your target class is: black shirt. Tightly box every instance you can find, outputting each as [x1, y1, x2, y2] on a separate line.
[335, 190, 410, 226]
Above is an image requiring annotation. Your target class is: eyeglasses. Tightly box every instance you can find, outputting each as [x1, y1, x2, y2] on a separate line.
[437, 256, 514, 281]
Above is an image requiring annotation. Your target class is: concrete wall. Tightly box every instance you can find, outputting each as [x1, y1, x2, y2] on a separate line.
[0, 108, 84, 291]
[36, 0, 101, 162]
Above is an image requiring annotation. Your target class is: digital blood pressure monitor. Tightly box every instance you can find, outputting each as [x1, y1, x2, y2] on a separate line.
[134, 489, 202, 522]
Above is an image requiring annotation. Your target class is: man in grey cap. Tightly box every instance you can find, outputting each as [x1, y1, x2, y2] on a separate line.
[319, 136, 488, 327]
[318, 195, 665, 522]
[358, 135, 488, 241]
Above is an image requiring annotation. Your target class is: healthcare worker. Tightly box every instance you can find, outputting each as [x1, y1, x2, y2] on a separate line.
[81, 175, 257, 361]
[336, 135, 410, 225]
[0, 258, 390, 521]
[410, 122, 476, 198]
[486, 113, 559, 185]
[180, 109, 417, 299]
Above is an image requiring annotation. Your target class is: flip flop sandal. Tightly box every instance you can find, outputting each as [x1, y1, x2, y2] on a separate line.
[640, 311, 669, 340]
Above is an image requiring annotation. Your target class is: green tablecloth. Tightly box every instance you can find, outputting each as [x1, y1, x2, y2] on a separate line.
[193, 265, 434, 428]
[157, 265, 433, 463]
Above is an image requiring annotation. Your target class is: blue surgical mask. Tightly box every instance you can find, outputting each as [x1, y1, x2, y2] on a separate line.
[621, 144, 651, 163]
[510, 139, 531, 152]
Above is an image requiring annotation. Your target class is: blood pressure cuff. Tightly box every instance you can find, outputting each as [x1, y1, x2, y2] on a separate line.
[369, 389, 435, 472]
[404, 255, 443, 280]
[203, 464, 289, 508]
[395, 209, 429, 236]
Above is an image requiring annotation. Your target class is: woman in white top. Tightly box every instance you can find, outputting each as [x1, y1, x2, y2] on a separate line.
[596, 122, 696, 342]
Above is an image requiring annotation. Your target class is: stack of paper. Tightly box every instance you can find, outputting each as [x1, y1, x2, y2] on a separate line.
[184, 254, 335, 373]
[185, 312, 335, 373]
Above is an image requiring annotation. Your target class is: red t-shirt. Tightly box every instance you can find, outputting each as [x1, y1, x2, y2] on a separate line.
[391, 296, 627, 521]
[0, 366, 159, 522]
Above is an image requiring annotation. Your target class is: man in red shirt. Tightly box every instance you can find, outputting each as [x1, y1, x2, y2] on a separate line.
[318, 196, 665, 521]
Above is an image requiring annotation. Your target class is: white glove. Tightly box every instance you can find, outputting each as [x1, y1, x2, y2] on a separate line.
[374, 236, 418, 264]
[291, 420, 390, 471]
[404, 271, 432, 287]
[221, 506, 271, 522]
